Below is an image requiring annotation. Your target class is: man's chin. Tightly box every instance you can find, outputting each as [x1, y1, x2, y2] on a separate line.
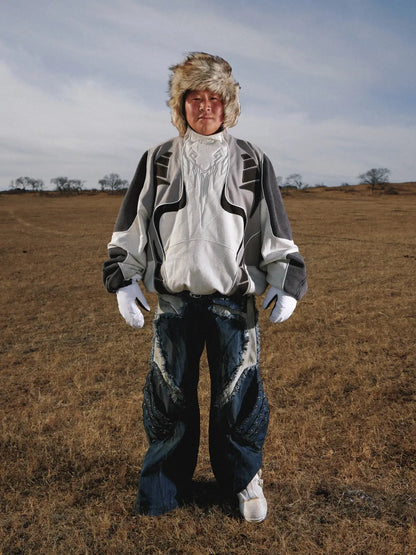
[191, 123, 222, 136]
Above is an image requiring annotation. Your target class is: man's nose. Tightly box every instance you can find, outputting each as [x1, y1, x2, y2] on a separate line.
[200, 99, 211, 111]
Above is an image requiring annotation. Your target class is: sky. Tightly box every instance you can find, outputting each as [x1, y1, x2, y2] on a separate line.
[1, 0, 416, 189]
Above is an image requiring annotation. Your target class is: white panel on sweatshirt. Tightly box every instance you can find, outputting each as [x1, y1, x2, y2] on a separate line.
[159, 129, 246, 295]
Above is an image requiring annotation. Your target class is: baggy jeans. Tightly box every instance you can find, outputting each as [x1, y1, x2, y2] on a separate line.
[136, 292, 270, 516]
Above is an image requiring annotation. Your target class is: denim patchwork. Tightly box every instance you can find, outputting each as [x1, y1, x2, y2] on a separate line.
[136, 292, 269, 515]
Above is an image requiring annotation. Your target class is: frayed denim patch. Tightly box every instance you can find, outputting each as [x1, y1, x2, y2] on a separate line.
[142, 363, 184, 444]
[232, 367, 270, 450]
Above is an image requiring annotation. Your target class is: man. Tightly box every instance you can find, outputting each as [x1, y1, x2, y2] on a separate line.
[103, 52, 307, 522]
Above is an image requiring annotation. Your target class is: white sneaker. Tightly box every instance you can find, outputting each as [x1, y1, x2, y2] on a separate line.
[237, 470, 267, 523]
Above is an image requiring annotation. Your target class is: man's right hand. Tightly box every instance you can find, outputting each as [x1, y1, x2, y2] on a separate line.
[116, 280, 150, 328]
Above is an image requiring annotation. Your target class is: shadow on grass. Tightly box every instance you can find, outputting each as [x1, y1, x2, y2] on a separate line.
[184, 479, 238, 517]
[130, 479, 239, 518]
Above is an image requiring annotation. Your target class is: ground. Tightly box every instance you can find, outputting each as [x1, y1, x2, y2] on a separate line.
[0, 186, 415, 553]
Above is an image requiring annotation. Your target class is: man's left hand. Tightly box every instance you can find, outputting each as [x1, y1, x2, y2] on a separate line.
[262, 286, 297, 323]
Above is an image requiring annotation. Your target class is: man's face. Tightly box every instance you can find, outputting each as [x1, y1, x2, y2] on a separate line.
[184, 89, 224, 136]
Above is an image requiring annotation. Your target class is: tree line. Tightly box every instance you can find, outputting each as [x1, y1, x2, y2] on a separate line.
[8, 168, 391, 193]
[8, 173, 129, 194]
[278, 168, 391, 191]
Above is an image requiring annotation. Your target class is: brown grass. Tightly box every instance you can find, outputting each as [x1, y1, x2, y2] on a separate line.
[1, 186, 415, 554]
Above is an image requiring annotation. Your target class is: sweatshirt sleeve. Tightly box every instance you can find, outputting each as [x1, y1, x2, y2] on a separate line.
[259, 154, 307, 300]
[102, 151, 151, 293]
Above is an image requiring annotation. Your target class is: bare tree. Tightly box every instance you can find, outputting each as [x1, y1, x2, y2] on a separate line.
[358, 168, 390, 193]
[284, 173, 307, 189]
[15, 176, 44, 192]
[51, 176, 84, 194]
[68, 179, 84, 193]
[30, 178, 44, 192]
[14, 177, 28, 191]
[99, 173, 128, 194]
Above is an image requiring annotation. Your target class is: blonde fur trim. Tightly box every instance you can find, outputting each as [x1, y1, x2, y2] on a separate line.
[168, 52, 240, 136]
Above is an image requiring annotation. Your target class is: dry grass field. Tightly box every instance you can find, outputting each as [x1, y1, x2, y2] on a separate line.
[1, 185, 415, 554]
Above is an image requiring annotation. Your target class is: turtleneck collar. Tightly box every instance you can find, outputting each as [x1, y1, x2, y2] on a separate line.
[185, 127, 226, 143]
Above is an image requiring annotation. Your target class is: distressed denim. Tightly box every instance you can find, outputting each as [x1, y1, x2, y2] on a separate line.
[136, 293, 269, 516]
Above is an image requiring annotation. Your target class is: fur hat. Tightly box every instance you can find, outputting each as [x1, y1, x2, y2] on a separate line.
[168, 52, 240, 136]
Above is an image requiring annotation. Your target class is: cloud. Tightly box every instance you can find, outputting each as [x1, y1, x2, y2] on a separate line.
[238, 111, 416, 185]
[1, 0, 415, 188]
[0, 60, 173, 187]
[2, 52, 415, 190]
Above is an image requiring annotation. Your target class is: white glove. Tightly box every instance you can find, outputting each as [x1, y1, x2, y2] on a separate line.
[116, 279, 150, 328]
[262, 286, 297, 323]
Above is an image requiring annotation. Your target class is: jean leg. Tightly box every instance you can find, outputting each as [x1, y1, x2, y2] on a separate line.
[206, 295, 270, 495]
[136, 294, 204, 515]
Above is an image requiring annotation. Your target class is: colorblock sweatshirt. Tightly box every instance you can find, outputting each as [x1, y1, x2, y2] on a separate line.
[103, 128, 307, 300]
